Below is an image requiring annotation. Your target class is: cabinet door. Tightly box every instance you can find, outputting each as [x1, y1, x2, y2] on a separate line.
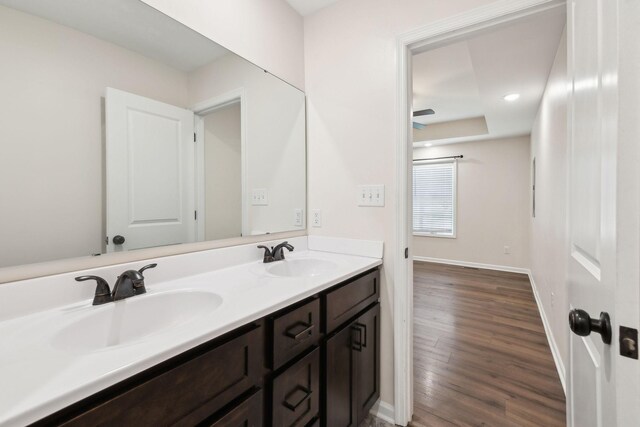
[354, 304, 380, 424]
[325, 322, 357, 427]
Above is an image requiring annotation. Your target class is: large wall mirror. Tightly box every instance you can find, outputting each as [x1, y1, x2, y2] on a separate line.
[0, 0, 306, 271]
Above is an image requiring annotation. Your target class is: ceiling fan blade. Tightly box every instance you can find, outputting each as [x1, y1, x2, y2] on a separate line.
[413, 108, 435, 117]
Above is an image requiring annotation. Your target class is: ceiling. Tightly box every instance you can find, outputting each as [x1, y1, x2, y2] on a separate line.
[286, 0, 341, 16]
[412, 6, 566, 146]
[0, 0, 229, 72]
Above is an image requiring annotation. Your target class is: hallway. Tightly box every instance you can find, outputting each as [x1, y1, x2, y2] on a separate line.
[411, 262, 566, 426]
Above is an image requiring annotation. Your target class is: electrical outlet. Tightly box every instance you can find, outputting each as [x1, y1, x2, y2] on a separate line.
[293, 208, 303, 226]
[311, 209, 322, 227]
[504, 245, 510, 254]
[251, 189, 268, 206]
[357, 185, 385, 207]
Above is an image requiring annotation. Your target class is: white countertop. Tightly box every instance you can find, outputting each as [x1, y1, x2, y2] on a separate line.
[0, 249, 381, 426]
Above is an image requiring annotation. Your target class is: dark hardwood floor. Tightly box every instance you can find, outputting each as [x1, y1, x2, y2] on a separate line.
[410, 261, 566, 427]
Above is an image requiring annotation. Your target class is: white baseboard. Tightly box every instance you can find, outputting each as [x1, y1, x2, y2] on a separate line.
[412, 256, 567, 395]
[370, 400, 395, 424]
[527, 273, 567, 395]
[413, 256, 530, 275]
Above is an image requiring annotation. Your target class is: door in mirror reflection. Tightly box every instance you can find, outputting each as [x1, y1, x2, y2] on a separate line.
[105, 88, 196, 252]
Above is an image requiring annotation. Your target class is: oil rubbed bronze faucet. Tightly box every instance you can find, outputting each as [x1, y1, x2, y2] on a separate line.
[257, 242, 294, 263]
[75, 263, 157, 305]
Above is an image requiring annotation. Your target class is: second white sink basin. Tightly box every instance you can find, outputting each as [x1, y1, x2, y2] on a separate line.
[266, 258, 337, 277]
[53, 290, 223, 352]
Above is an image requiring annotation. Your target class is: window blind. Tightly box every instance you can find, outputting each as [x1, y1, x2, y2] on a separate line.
[413, 160, 456, 236]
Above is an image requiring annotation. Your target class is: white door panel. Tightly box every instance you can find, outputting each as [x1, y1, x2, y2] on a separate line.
[106, 88, 195, 252]
[567, 0, 639, 425]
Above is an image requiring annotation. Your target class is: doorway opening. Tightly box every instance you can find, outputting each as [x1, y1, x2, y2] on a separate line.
[393, 1, 575, 425]
[193, 90, 248, 240]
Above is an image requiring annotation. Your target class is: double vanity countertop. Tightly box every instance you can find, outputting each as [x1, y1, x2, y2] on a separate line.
[0, 243, 382, 426]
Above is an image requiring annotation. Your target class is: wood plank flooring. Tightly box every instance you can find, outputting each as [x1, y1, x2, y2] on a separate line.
[410, 262, 566, 427]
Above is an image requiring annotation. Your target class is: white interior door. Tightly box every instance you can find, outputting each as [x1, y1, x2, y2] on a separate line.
[105, 87, 196, 252]
[567, 1, 640, 425]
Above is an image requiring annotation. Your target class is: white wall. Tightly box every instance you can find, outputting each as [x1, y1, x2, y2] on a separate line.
[530, 29, 568, 371]
[413, 136, 531, 269]
[303, 0, 498, 408]
[203, 103, 242, 240]
[0, 5, 189, 268]
[140, 0, 305, 90]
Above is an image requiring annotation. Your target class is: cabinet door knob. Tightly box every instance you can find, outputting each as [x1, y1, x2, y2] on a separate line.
[112, 235, 125, 245]
[569, 309, 612, 344]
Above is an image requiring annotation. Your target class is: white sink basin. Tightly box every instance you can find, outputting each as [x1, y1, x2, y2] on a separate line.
[266, 258, 337, 277]
[53, 290, 222, 352]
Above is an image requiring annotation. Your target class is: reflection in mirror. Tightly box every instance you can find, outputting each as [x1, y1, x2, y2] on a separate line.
[0, 0, 306, 269]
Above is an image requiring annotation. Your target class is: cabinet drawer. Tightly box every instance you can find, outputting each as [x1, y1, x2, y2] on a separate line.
[206, 389, 263, 427]
[271, 298, 321, 369]
[60, 326, 263, 427]
[324, 269, 379, 333]
[272, 347, 320, 427]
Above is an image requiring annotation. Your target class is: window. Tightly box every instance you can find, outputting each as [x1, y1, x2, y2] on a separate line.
[413, 160, 457, 237]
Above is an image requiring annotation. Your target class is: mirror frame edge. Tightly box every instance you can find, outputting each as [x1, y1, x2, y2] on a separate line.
[0, 230, 307, 284]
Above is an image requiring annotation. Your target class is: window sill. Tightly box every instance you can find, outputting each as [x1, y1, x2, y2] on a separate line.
[413, 232, 456, 239]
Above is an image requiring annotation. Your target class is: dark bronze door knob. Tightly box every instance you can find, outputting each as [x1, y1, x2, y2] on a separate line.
[569, 309, 612, 344]
[112, 235, 125, 245]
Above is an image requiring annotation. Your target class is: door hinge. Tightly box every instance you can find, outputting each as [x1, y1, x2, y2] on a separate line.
[194, 133, 196, 142]
[405, 247, 409, 259]
[194, 210, 197, 220]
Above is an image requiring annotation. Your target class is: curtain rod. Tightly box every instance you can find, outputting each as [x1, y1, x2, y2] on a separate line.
[413, 155, 463, 162]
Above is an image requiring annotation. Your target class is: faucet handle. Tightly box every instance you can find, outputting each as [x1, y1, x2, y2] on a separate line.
[75, 275, 112, 305]
[138, 263, 157, 276]
[257, 245, 274, 263]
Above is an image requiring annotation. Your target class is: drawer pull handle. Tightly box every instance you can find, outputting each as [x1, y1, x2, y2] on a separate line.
[285, 322, 315, 341]
[283, 385, 313, 411]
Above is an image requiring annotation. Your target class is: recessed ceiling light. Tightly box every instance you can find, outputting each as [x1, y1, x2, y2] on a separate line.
[503, 93, 520, 102]
[424, 143, 433, 147]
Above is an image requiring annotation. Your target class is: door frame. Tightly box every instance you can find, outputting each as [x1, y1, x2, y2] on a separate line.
[192, 88, 248, 239]
[393, 0, 566, 424]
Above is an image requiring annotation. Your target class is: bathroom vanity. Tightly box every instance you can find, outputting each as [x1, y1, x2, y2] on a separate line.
[0, 236, 382, 426]
[33, 268, 379, 427]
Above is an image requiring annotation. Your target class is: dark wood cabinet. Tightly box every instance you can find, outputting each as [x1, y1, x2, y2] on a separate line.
[354, 303, 380, 423]
[324, 303, 380, 427]
[325, 320, 358, 427]
[271, 347, 320, 427]
[324, 269, 379, 333]
[269, 297, 321, 370]
[34, 267, 380, 427]
[53, 324, 264, 427]
[206, 390, 263, 427]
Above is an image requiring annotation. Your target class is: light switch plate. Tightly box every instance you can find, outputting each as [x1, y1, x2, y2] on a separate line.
[311, 209, 322, 227]
[294, 208, 303, 226]
[357, 185, 385, 207]
[251, 188, 268, 206]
